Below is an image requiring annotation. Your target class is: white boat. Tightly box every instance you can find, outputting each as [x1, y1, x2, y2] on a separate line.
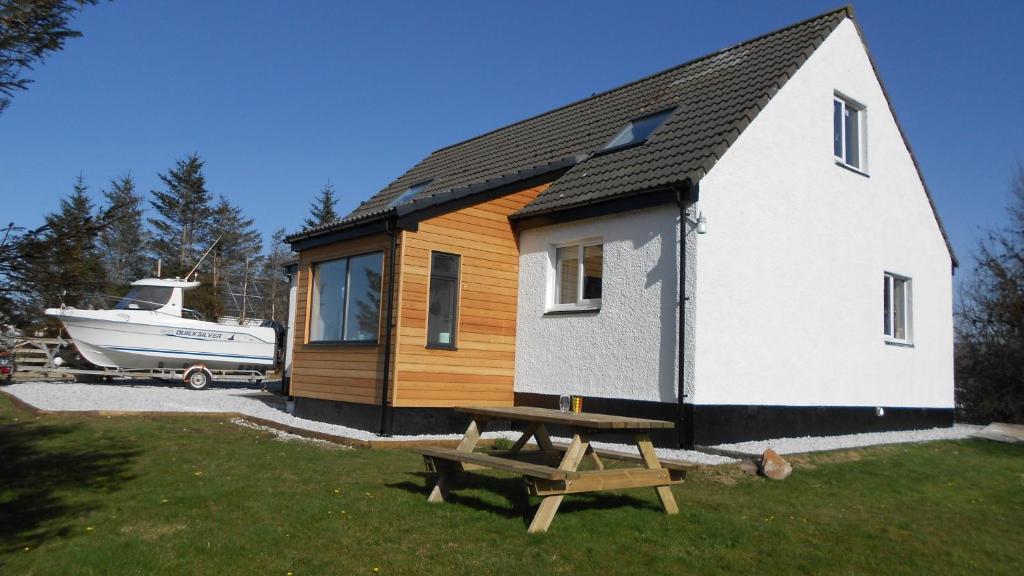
[45, 278, 278, 371]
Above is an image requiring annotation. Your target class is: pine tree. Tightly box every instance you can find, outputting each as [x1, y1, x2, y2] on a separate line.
[42, 175, 107, 306]
[148, 154, 213, 277]
[206, 195, 263, 319]
[1, 176, 123, 330]
[304, 181, 339, 228]
[0, 0, 99, 114]
[10, 176, 109, 329]
[100, 173, 150, 286]
[259, 228, 295, 322]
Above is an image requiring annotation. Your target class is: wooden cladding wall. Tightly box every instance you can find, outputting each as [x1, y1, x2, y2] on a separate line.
[392, 184, 549, 407]
[290, 233, 393, 405]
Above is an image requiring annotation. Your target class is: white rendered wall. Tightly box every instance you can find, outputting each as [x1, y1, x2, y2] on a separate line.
[692, 18, 954, 408]
[514, 205, 689, 403]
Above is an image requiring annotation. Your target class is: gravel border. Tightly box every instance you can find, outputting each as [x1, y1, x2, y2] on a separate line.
[3, 380, 977, 464]
[2, 380, 732, 465]
[711, 424, 982, 456]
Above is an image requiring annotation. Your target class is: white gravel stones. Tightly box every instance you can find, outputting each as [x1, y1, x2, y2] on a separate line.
[229, 417, 348, 447]
[4, 381, 979, 463]
[4, 380, 486, 443]
[574, 438, 737, 466]
[712, 424, 981, 456]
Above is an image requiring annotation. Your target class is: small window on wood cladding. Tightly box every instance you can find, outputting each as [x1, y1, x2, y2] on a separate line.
[427, 252, 460, 349]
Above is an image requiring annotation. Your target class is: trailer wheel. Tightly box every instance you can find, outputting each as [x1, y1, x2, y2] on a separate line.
[184, 366, 212, 390]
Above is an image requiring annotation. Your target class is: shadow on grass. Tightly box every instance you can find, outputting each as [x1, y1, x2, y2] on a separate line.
[0, 418, 140, 553]
[389, 471, 660, 527]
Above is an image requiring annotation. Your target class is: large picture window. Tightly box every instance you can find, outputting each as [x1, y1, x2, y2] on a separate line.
[553, 242, 602, 310]
[309, 252, 383, 343]
[427, 252, 460, 348]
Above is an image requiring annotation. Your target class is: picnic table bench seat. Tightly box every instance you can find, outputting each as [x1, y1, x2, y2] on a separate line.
[414, 446, 574, 481]
[547, 440, 698, 472]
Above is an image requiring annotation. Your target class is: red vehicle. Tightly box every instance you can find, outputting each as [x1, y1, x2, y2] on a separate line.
[0, 349, 13, 383]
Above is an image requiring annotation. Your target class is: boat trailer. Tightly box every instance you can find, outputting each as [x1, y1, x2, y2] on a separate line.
[9, 337, 270, 390]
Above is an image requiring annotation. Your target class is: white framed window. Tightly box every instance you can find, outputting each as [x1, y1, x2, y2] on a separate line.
[834, 94, 866, 171]
[883, 272, 912, 343]
[550, 241, 603, 311]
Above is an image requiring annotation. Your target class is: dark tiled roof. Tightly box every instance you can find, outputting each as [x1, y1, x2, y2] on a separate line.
[288, 7, 850, 243]
[287, 6, 956, 267]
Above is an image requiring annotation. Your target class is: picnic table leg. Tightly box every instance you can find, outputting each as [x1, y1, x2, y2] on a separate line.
[635, 434, 679, 515]
[527, 432, 589, 534]
[585, 444, 605, 470]
[428, 417, 486, 503]
[532, 424, 562, 465]
[508, 422, 541, 456]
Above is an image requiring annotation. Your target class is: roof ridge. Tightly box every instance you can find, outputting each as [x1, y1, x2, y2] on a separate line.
[427, 5, 852, 157]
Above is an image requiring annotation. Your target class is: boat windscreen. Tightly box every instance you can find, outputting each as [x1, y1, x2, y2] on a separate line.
[114, 286, 174, 311]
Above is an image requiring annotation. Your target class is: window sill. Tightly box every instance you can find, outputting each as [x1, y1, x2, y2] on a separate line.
[884, 339, 914, 348]
[544, 306, 601, 316]
[835, 159, 869, 177]
[305, 340, 379, 347]
[425, 344, 458, 351]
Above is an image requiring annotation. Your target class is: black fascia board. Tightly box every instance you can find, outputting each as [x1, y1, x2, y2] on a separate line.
[511, 180, 696, 232]
[288, 217, 391, 251]
[393, 155, 585, 228]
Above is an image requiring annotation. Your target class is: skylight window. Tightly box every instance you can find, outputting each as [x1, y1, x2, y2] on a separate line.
[388, 180, 432, 208]
[602, 108, 675, 151]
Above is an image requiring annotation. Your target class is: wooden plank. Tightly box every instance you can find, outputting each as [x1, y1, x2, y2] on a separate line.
[457, 406, 675, 430]
[549, 440, 697, 472]
[524, 468, 685, 497]
[527, 433, 589, 534]
[416, 447, 569, 481]
[509, 422, 541, 455]
[395, 371, 511, 384]
[533, 424, 560, 461]
[427, 418, 485, 503]
[636, 434, 680, 515]
[395, 397, 511, 408]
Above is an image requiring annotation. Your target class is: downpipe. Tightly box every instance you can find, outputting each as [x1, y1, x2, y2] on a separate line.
[378, 218, 399, 436]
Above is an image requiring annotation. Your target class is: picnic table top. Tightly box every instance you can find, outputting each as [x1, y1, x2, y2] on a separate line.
[456, 405, 675, 430]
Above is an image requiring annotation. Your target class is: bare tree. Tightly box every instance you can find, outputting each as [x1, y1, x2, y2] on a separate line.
[955, 165, 1024, 423]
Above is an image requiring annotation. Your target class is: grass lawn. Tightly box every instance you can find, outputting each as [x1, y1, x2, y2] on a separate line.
[1, 393, 1022, 575]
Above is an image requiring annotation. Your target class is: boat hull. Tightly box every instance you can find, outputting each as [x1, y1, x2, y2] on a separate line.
[45, 308, 277, 371]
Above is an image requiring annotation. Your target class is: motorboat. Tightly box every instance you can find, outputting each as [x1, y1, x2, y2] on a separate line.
[45, 278, 278, 371]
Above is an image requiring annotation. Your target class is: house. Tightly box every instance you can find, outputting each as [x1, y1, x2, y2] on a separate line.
[284, 6, 956, 447]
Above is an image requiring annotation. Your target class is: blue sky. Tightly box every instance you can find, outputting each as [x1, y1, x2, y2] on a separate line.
[1, 0, 1021, 286]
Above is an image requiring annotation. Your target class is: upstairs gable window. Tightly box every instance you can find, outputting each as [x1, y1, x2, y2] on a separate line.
[602, 108, 675, 151]
[834, 95, 866, 171]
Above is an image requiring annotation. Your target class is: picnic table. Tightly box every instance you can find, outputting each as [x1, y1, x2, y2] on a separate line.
[413, 406, 687, 533]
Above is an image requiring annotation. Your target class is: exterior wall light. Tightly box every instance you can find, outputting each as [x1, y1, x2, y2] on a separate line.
[696, 213, 707, 235]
